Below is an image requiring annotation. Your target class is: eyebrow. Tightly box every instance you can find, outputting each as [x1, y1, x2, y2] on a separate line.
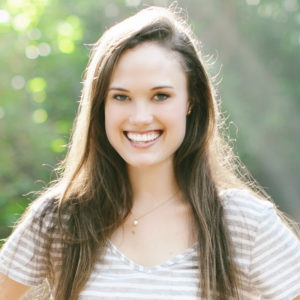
[151, 86, 174, 90]
[108, 87, 129, 92]
[108, 85, 174, 91]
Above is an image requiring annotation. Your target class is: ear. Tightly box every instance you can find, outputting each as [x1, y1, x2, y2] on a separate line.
[186, 102, 192, 116]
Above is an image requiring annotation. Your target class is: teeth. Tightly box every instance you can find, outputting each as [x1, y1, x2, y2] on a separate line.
[126, 132, 160, 142]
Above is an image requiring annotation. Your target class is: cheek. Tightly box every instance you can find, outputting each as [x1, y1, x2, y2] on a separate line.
[104, 104, 127, 144]
[163, 109, 187, 146]
[170, 105, 188, 129]
[104, 106, 117, 142]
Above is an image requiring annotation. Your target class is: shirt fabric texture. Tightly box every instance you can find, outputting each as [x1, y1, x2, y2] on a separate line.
[1, 189, 300, 299]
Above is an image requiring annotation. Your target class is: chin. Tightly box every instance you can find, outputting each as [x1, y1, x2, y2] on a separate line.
[124, 155, 172, 170]
[126, 160, 158, 169]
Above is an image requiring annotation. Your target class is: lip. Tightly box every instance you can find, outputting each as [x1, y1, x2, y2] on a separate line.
[123, 130, 162, 148]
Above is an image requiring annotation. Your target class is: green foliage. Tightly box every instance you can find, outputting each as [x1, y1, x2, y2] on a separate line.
[1, 0, 299, 239]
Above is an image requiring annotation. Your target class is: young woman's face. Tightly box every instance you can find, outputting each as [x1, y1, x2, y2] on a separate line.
[105, 42, 189, 169]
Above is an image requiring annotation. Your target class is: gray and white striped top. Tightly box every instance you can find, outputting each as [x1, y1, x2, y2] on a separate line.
[1, 189, 300, 299]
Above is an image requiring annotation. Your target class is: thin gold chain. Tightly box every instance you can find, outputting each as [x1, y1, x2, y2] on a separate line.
[130, 190, 178, 226]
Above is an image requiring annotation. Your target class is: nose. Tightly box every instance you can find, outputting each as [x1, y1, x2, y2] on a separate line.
[128, 101, 153, 125]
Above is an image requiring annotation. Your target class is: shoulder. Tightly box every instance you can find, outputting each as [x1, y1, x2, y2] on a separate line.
[25, 190, 72, 229]
[0, 195, 62, 286]
[219, 188, 275, 227]
[218, 188, 277, 261]
[219, 189, 300, 298]
[14, 191, 72, 242]
[219, 188, 273, 212]
[23, 195, 60, 232]
[218, 188, 300, 247]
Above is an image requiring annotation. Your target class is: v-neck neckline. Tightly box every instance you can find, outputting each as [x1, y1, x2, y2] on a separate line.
[107, 240, 198, 273]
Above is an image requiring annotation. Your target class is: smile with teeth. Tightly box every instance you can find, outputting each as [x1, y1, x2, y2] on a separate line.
[125, 131, 162, 143]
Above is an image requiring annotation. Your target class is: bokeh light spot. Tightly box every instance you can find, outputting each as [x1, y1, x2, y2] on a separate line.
[38, 42, 51, 56]
[56, 16, 82, 43]
[32, 109, 48, 123]
[33, 91, 46, 103]
[58, 39, 75, 54]
[0, 10, 11, 23]
[51, 138, 66, 153]
[25, 45, 39, 59]
[66, 15, 81, 28]
[11, 75, 25, 90]
[57, 21, 73, 36]
[12, 13, 30, 31]
[28, 77, 47, 93]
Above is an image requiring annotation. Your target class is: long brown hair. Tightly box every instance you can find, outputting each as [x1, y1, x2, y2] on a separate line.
[28, 6, 270, 299]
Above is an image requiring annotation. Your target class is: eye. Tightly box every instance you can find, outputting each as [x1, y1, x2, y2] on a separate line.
[113, 94, 129, 101]
[153, 93, 170, 101]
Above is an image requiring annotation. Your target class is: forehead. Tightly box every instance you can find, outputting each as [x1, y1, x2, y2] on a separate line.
[109, 42, 187, 87]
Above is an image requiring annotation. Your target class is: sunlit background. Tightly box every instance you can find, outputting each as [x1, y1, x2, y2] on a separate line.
[0, 0, 299, 239]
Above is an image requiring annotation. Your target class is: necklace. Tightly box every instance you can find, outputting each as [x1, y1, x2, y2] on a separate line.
[130, 191, 178, 227]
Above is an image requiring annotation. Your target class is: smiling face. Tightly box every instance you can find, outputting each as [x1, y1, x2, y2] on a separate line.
[105, 42, 189, 169]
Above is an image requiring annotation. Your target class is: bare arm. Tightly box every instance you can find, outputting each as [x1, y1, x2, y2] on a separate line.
[0, 273, 31, 300]
[293, 296, 300, 300]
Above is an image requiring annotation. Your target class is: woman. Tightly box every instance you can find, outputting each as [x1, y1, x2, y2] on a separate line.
[1, 6, 300, 300]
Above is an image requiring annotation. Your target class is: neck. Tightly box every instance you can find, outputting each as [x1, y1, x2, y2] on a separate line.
[128, 160, 179, 205]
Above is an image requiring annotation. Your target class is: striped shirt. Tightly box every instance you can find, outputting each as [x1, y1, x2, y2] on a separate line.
[1, 189, 300, 299]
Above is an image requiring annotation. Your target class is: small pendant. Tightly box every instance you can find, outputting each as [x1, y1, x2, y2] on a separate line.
[133, 219, 138, 226]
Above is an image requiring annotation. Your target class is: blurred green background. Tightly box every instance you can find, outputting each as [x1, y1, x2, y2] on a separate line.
[0, 0, 299, 239]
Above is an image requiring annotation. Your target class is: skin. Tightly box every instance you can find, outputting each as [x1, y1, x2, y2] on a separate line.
[0, 273, 31, 300]
[106, 42, 196, 266]
[105, 42, 189, 170]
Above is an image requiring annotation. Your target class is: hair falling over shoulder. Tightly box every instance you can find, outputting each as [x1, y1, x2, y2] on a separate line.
[29, 5, 289, 300]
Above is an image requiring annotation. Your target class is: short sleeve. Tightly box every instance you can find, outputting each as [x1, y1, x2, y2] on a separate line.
[249, 206, 300, 299]
[0, 199, 55, 286]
